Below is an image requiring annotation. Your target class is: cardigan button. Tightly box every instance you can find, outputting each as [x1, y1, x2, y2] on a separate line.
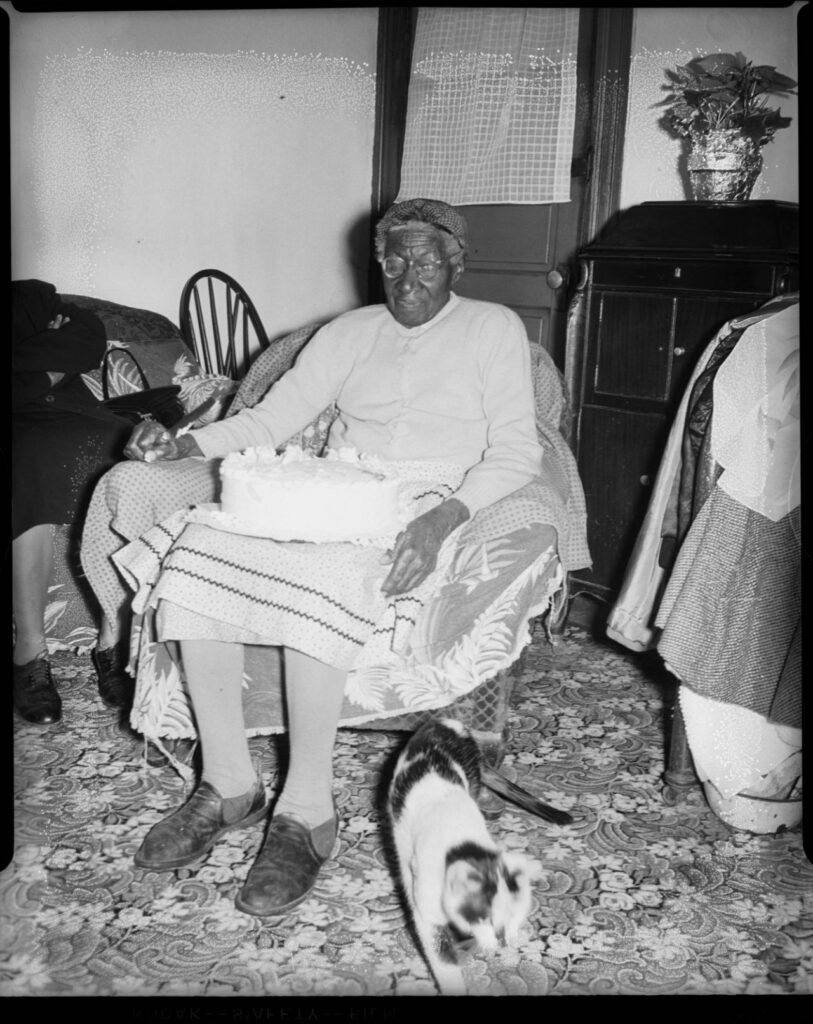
[45, 394, 55, 402]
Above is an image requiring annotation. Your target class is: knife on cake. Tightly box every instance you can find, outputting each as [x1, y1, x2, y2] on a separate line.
[167, 392, 223, 436]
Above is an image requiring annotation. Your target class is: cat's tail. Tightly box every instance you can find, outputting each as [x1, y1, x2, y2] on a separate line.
[414, 919, 469, 996]
[481, 766, 573, 825]
[432, 959, 468, 996]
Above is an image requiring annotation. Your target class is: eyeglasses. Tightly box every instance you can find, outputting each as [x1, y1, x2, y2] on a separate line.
[379, 254, 451, 281]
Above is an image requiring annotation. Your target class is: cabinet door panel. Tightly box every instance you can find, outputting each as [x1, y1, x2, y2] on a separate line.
[671, 294, 768, 395]
[577, 405, 668, 592]
[590, 292, 674, 401]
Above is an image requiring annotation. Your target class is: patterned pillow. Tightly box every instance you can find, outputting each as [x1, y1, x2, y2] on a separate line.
[229, 322, 335, 452]
[175, 374, 239, 425]
[64, 294, 203, 390]
[529, 342, 570, 439]
[229, 323, 325, 416]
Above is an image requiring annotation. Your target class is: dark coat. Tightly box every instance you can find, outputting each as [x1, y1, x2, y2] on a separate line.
[11, 280, 131, 537]
[12, 279, 107, 408]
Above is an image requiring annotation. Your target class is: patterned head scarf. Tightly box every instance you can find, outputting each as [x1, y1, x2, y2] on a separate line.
[374, 198, 468, 259]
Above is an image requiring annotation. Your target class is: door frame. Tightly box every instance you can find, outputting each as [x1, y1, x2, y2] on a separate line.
[367, 7, 634, 303]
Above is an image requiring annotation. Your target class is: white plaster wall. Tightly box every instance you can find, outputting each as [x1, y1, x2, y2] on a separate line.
[8, 7, 378, 340]
[620, 5, 801, 209]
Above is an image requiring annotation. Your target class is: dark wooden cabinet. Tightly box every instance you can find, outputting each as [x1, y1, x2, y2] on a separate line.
[564, 200, 798, 604]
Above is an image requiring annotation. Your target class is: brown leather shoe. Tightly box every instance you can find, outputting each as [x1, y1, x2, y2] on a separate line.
[134, 780, 268, 871]
[13, 656, 62, 725]
[235, 807, 339, 917]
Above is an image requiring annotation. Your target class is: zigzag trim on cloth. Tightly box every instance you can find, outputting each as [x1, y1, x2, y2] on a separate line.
[371, 611, 418, 638]
[161, 564, 373, 646]
[165, 544, 378, 629]
[412, 485, 455, 503]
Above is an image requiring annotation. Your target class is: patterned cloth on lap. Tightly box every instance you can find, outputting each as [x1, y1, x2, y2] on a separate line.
[113, 459, 465, 673]
[121, 519, 562, 749]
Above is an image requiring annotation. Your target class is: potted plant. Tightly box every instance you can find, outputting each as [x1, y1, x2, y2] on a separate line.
[657, 52, 797, 201]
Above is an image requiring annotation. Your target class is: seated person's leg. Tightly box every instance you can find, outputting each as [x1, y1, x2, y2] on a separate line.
[236, 648, 344, 917]
[130, 634, 344, 915]
[273, 648, 345, 827]
[134, 635, 266, 871]
[82, 457, 222, 704]
[12, 524, 61, 724]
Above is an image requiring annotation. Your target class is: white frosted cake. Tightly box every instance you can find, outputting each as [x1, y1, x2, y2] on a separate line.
[219, 445, 404, 542]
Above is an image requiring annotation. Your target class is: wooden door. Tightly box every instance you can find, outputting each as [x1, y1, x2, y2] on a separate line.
[370, 8, 634, 370]
[452, 12, 597, 365]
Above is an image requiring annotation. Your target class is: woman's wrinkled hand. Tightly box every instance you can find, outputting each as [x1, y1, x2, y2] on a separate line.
[124, 421, 203, 462]
[47, 314, 70, 330]
[381, 498, 469, 597]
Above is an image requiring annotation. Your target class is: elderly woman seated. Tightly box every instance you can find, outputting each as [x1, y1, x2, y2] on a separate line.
[84, 198, 589, 917]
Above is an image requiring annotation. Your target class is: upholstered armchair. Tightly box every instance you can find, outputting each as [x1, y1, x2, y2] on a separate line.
[81, 321, 589, 790]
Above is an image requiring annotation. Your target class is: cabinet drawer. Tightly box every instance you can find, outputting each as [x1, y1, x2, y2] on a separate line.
[591, 258, 776, 295]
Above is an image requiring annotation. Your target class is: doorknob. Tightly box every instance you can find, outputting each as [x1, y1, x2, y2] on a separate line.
[546, 265, 570, 290]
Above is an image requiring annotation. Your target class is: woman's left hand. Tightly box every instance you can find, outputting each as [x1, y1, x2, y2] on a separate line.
[381, 498, 469, 597]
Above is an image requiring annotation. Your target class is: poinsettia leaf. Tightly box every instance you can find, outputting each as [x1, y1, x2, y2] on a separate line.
[748, 108, 788, 129]
[752, 67, 798, 92]
[670, 100, 696, 118]
[691, 53, 742, 76]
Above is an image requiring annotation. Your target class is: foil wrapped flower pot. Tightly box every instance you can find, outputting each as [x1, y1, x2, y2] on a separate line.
[687, 129, 763, 201]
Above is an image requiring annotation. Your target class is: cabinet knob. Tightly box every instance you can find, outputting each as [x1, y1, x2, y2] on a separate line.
[546, 266, 569, 290]
[640, 475, 651, 487]
[673, 347, 686, 357]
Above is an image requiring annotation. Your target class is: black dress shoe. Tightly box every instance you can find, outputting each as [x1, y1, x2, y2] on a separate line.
[134, 780, 268, 871]
[92, 642, 135, 710]
[235, 807, 339, 917]
[13, 656, 62, 724]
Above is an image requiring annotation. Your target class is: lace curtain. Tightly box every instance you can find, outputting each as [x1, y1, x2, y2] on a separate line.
[397, 8, 579, 206]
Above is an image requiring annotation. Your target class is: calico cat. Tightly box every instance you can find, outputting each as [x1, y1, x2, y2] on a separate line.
[387, 717, 570, 996]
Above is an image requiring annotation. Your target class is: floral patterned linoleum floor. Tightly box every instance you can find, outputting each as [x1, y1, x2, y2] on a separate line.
[3, 624, 811, 1001]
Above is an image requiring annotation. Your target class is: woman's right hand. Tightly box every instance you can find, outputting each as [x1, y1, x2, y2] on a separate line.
[124, 421, 203, 462]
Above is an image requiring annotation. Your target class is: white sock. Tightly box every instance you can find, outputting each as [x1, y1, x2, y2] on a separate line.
[180, 638, 258, 798]
[273, 647, 346, 828]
